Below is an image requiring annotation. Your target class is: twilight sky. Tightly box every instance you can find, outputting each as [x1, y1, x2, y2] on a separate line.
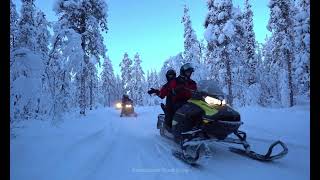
[13, 0, 271, 76]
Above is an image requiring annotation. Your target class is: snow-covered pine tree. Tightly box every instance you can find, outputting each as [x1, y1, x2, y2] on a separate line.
[229, 7, 247, 107]
[259, 36, 280, 106]
[203, 45, 221, 84]
[150, 70, 161, 105]
[10, 0, 19, 130]
[146, 70, 152, 106]
[181, 4, 202, 81]
[10, 49, 44, 121]
[33, 10, 51, 116]
[243, 0, 257, 86]
[114, 74, 123, 101]
[86, 61, 99, 110]
[204, 0, 236, 106]
[11, 0, 49, 122]
[199, 39, 207, 65]
[44, 23, 83, 122]
[35, 10, 51, 57]
[101, 56, 116, 107]
[141, 74, 148, 106]
[16, 0, 38, 51]
[131, 53, 145, 106]
[204, 0, 222, 84]
[197, 39, 210, 80]
[10, 0, 19, 50]
[267, 0, 295, 107]
[119, 52, 133, 97]
[159, 53, 184, 84]
[293, 0, 310, 99]
[54, 0, 108, 115]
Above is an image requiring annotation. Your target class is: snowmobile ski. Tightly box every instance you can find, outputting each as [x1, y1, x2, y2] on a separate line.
[229, 140, 288, 161]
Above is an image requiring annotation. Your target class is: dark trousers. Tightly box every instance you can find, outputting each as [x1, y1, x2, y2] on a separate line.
[164, 101, 186, 128]
[164, 110, 174, 128]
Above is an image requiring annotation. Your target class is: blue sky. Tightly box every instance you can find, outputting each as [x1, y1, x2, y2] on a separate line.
[13, 0, 271, 76]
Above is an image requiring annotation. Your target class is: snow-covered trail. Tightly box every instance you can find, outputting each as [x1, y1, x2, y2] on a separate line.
[11, 105, 309, 180]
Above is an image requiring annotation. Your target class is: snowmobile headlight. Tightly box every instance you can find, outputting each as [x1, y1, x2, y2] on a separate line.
[221, 99, 227, 105]
[116, 103, 122, 108]
[125, 104, 132, 108]
[205, 96, 226, 106]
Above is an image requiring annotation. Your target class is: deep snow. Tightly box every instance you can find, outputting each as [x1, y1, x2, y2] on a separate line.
[10, 105, 310, 180]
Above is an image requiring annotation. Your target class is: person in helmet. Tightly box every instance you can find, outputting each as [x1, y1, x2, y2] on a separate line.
[121, 94, 133, 116]
[148, 63, 197, 130]
[172, 63, 197, 109]
[122, 94, 131, 104]
[148, 69, 177, 130]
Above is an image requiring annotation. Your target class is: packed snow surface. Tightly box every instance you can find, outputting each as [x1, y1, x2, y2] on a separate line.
[11, 105, 309, 180]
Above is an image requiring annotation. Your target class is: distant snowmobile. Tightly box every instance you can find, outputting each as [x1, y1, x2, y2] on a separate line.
[120, 101, 137, 117]
[156, 80, 288, 165]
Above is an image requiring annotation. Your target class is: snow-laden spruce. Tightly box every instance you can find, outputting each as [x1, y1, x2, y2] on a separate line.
[267, 0, 296, 107]
[101, 56, 117, 107]
[120, 52, 133, 98]
[204, 0, 237, 106]
[181, 4, 205, 81]
[10, 0, 19, 50]
[131, 53, 145, 106]
[146, 69, 161, 106]
[293, 0, 310, 98]
[54, 0, 108, 115]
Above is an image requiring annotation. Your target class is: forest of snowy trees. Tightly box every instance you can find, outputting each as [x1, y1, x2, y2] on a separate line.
[10, 0, 309, 126]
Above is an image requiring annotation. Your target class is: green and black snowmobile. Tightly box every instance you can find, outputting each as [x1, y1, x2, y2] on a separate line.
[157, 80, 288, 165]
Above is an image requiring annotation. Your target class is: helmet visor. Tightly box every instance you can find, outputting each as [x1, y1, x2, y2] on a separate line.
[182, 63, 194, 72]
[167, 74, 175, 78]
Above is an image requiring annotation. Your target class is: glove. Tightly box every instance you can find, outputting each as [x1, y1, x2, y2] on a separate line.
[148, 88, 159, 95]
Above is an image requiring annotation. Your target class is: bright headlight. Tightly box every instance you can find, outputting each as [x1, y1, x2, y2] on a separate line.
[204, 96, 226, 106]
[125, 104, 132, 108]
[116, 103, 122, 108]
[221, 99, 227, 105]
[204, 96, 221, 105]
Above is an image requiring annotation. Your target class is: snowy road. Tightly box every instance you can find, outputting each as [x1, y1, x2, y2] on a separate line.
[11, 105, 310, 180]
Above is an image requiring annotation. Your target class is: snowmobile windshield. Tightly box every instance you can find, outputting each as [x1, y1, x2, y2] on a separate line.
[197, 80, 225, 99]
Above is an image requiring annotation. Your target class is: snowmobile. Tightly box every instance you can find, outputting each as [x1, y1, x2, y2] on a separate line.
[156, 80, 288, 165]
[120, 101, 137, 117]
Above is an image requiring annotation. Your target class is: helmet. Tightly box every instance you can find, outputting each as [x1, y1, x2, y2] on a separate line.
[123, 94, 129, 98]
[165, 69, 176, 81]
[180, 63, 194, 76]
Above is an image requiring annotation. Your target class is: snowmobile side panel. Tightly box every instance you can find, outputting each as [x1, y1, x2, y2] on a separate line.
[171, 103, 204, 139]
